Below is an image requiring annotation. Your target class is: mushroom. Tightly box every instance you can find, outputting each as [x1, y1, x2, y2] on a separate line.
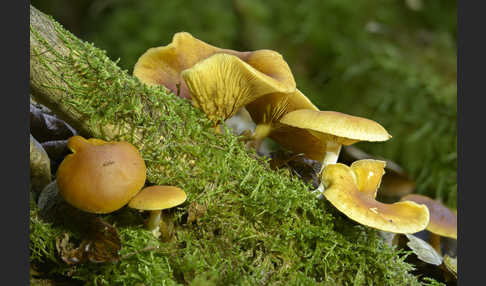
[133, 32, 296, 105]
[321, 159, 430, 233]
[279, 110, 391, 194]
[56, 136, 147, 214]
[400, 194, 457, 254]
[280, 110, 392, 169]
[128, 185, 187, 239]
[181, 52, 296, 125]
[244, 90, 326, 160]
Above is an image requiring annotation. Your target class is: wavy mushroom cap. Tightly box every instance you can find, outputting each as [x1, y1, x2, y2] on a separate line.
[128, 185, 187, 211]
[280, 110, 392, 145]
[181, 52, 296, 122]
[341, 146, 416, 198]
[56, 136, 147, 214]
[133, 32, 295, 103]
[322, 160, 430, 233]
[401, 194, 457, 239]
[134, 32, 224, 99]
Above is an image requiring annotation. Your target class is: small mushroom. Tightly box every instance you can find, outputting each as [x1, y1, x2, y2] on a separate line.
[56, 136, 147, 214]
[321, 159, 430, 233]
[128, 185, 187, 239]
[245, 90, 326, 160]
[181, 52, 296, 124]
[401, 194, 457, 254]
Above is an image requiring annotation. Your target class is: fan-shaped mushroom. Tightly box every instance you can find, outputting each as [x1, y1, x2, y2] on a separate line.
[321, 159, 429, 233]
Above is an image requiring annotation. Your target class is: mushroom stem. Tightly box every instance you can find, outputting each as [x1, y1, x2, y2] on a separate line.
[429, 233, 442, 256]
[147, 210, 162, 231]
[320, 141, 342, 172]
[214, 125, 222, 134]
[312, 183, 326, 198]
[313, 141, 342, 198]
[158, 212, 171, 241]
[252, 124, 272, 151]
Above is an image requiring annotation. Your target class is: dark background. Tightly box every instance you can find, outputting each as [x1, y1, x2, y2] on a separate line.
[31, 0, 457, 208]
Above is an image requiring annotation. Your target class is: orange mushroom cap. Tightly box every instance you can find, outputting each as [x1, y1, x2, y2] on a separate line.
[56, 136, 147, 214]
[322, 159, 430, 233]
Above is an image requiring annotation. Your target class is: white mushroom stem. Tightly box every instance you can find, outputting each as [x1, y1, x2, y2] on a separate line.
[313, 141, 342, 197]
[320, 141, 342, 172]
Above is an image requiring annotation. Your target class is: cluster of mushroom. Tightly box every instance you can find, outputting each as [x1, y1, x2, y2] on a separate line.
[132, 32, 455, 237]
[56, 135, 187, 238]
[133, 32, 391, 167]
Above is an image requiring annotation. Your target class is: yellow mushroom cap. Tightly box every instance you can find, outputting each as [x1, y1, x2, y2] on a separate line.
[128, 185, 187, 211]
[341, 146, 416, 198]
[133, 32, 227, 99]
[322, 160, 430, 233]
[280, 110, 392, 145]
[133, 31, 295, 104]
[401, 194, 457, 239]
[181, 52, 296, 123]
[56, 136, 147, 214]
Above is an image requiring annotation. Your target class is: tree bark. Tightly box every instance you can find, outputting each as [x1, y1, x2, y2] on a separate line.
[30, 6, 92, 137]
[30, 5, 163, 144]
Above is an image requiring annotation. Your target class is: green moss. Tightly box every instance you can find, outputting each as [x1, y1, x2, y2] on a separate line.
[30, 7, 443, 285]
[30, 205, 62, 265]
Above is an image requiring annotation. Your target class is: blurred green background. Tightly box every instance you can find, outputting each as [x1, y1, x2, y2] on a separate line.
[31, 0, 457, 208]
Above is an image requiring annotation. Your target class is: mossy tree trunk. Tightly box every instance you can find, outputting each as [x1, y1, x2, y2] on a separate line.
[29, 5, 435, 286]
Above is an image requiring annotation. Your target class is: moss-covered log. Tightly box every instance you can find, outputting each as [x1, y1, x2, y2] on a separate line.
[29, 5, 443, 286]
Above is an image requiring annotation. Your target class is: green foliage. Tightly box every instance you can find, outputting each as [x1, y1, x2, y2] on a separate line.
[86, 0, 239, 71]
[30, 198, 62, 265]
[29, 9, 444, 285]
